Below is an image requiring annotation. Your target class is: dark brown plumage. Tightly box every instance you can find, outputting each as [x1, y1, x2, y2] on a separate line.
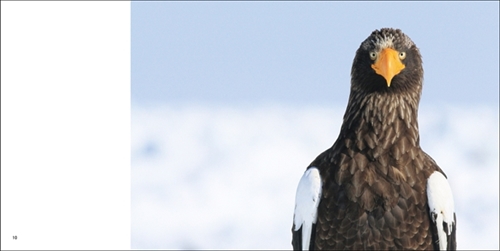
[292, 28, 456, 250]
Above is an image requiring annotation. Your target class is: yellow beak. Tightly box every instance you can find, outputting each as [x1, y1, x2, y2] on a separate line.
[371, 48, 405, 87]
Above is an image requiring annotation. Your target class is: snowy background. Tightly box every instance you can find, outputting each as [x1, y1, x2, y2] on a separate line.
[131, 104, 499, 249]
[131, 2, 499, 250]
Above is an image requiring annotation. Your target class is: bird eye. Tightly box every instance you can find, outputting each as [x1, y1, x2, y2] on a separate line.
[399, 51, 406, 60]
[369, 51, 377, 60]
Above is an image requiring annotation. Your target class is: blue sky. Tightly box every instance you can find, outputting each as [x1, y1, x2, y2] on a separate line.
[132, 1, 499, 107]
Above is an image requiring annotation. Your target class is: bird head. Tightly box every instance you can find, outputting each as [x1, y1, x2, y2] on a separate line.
[351, 28, 423, 94]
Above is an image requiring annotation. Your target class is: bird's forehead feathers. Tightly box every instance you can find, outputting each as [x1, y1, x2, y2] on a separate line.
[361, 28, 414, 51]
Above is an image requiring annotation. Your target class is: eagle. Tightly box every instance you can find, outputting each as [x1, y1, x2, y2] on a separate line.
[292, 28, 457, 250]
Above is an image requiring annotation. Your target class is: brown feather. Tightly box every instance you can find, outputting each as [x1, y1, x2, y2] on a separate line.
[292, 28, 456, 250]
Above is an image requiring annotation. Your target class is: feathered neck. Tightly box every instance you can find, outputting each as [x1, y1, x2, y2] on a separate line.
[337, 90, 421, 161]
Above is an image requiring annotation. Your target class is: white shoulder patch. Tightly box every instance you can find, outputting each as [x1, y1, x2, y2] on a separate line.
[293, 167, 322, 251]
[427, 171, 455, 250]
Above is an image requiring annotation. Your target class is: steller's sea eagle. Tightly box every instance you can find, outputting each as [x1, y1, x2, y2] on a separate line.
[292, 28, 456, 250]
